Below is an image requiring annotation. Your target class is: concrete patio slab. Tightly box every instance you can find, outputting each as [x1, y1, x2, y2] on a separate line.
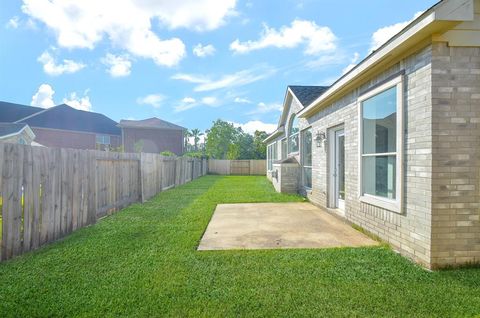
[198, 202, 378, 250]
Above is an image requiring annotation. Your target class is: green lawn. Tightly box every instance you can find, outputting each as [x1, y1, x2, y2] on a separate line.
[0, 176, 479, 317]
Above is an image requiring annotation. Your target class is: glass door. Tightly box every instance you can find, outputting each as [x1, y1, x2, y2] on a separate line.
[328, 126, 345, 213]
[335, 130, 345, 210]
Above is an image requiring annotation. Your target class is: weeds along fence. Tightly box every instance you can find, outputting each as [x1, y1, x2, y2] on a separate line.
[0, 143, 207, 261]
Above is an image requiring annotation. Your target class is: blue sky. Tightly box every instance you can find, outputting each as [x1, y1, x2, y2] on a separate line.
[0, 0, 437, 134]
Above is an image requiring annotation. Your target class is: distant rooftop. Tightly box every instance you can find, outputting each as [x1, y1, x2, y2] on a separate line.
[118, 117, 186, 131]
[16, 104, 121, 136]
[288, 86, 329, 107]
[0, 101, 44, 122]
[0, 122, 29, 137]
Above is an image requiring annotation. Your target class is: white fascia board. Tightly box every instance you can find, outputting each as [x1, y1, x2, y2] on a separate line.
[298, 0, 474, 119]
[263, 126, 285, 143]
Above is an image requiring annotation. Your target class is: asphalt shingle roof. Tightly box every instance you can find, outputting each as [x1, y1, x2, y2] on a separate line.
[118, 118, 186, 131]
[17, 104, 121, 135]
[0, 122, 28, 137]
[0, 101, 44, 122]
[288, 86, 329, 107]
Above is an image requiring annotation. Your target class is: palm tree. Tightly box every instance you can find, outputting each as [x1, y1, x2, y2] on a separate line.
[190, 128, 204, 151]
[184, 129, 192, 152]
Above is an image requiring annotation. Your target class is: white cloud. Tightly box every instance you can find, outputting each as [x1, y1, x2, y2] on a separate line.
[37, 50, 85, 76]
[341, 52, 360, 75]
[247, 102, 282, 115]
[6, 16, 19, 29]
[230, 19, 336, 55]
[21, 0, 236, 67]
[201, 96, 217, 106]
[182, 97, 196, 103]
[193, 43, 216, 57]
[231, 120, 276, 134]
[31, 84, 93, 111]
[136, 94, 165, 108]
[31, 84, 55, 108]
[370, 12, 423, 52]
[172, 66, 275, 92]
[234, 97, 252, 104]
[102, 53, 132, 77]
[171, 73, 209, 84]
[62, 92, 92, 111]
[174, 96, 217, 112]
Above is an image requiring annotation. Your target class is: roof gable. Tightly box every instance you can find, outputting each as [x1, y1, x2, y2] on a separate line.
[17, 104, 121, 135]
[0, 123, 29, 137]
[288, 86, 329, 107]
[118, 117, 186, 131]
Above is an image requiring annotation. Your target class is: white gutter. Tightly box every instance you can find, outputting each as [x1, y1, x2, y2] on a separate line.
[297, 0, 474, 119]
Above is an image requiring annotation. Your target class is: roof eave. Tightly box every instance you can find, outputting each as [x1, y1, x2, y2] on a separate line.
[263, 126, 285, 143]
[297, 0, 474, 118]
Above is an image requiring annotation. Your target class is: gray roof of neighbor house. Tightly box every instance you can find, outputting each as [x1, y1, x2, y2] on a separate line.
[118, 117, 186, 131]
[288, 86, 329, 107]
[13, 104, 121, 136]
[0, 122, 29, 137]
[0, 101, 44, 122]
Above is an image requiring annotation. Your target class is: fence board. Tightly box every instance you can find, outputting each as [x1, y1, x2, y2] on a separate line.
[0, 144, 207, 262]
[208, 160, 266, 175]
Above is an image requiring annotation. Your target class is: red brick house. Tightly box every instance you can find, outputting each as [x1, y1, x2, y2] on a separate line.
[118, 118, 185, 155]
[0, 101, 121, 150]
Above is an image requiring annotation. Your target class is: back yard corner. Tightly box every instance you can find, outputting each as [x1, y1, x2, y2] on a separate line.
[0, 175, 479, 317]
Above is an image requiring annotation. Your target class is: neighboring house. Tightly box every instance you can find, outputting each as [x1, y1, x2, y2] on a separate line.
[265, 0, 480, 269]
[0, 102, 121, 150]
[0, 123, 36, 145]
[118, 118, 186, 155]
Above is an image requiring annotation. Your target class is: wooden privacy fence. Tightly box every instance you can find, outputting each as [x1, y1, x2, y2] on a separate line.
[0, 144, 207, 261]
[208, 159, 266, 175]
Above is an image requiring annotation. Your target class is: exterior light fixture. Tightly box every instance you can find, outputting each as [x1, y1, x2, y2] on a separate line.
[315, 131, 326, 147]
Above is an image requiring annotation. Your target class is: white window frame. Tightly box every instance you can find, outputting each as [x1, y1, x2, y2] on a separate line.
[267, 143, 273, 171]
[288, 115, 300, 155]
[358, 75, 404, 213]
[96, 134, 111, 145]
[281, 138, 287, 159]
[301, 127, 312, 189]
[267, 141, 277, 171]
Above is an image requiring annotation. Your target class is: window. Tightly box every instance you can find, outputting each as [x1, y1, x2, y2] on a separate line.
[267, 142, 277, 171]
[359, 75, 403, 212]
[288, 115, 300, 154]
[281, 138, 287, 159]
[96, 135, 111, 145]
[301, 128, 312, 188]
[18, 137, 26, 145]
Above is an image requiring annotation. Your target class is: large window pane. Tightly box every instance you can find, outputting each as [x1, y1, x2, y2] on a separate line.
[302, 129, 312, 166]
[303, 167, 312, 188]
[362, 155, 396, 199]
[289, 134, 299, 153]
[362, 86, 396, 154]
[281, 139, 287, 159]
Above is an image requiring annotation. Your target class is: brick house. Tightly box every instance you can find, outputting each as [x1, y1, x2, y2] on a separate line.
[265, 0, 480, 269]
[118, 118, 186, 155]
[0, 102, 122, 150]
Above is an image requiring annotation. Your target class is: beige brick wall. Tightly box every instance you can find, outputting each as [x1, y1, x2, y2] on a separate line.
[430, 42, 480, 268]
[301, 45, 434, 267]
[269, 41, 480, 269]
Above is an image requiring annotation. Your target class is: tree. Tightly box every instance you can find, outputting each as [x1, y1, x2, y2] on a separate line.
[184, 129, 192, 152]
[190, 128, 204, 151]
[204, 120, 270, 160]
[252, 130, 268, 159]
[205, 119, 242, 159]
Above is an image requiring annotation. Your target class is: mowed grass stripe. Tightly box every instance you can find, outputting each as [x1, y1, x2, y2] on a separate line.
[0, 176, 479, 317]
